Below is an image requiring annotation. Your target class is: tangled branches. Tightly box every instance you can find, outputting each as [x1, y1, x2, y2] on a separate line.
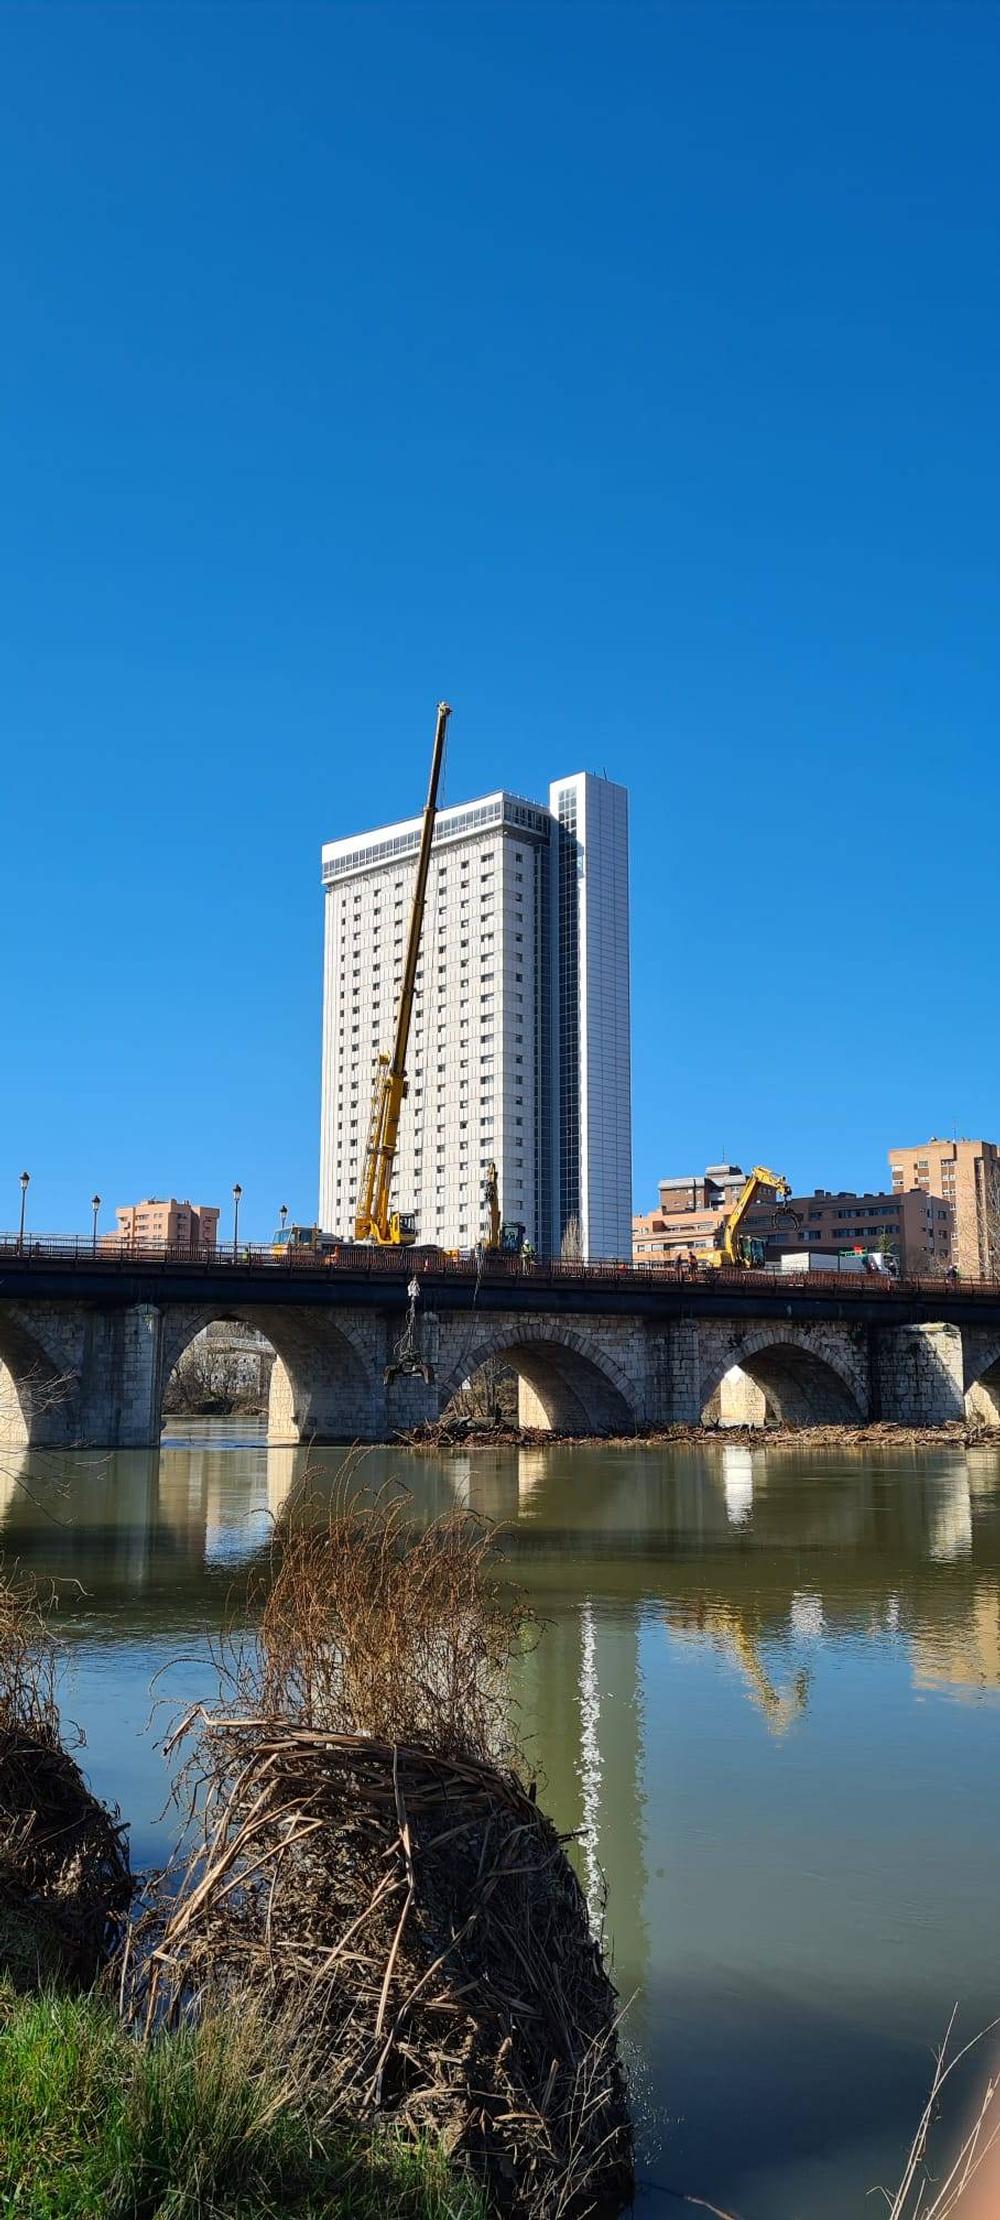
[135, 1493, 633, 2217]
[0, 1569, 131, 1988]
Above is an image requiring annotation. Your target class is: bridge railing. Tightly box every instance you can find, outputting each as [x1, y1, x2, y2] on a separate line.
[2, 1235, 1000, 1304]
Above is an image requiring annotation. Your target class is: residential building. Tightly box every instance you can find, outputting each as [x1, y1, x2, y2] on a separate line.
[889, 1138, 1000, 1278]
[113, 1199, 219, 1250]
[743, 1187, 954, 1274]
[632, 1164, 747, 1263]
[319, 771, 631, 1259]
[633, 1171, 954, 1274]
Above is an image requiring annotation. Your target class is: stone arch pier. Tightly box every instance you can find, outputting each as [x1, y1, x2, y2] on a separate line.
[0, 1283, 994, 1446]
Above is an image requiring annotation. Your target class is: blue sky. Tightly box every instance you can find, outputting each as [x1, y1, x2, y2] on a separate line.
[1, 2, 998, 1239]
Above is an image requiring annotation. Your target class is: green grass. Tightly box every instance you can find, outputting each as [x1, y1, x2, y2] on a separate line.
[0, 1987, 487, 2220]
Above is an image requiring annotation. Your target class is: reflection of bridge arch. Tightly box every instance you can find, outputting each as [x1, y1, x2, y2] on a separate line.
[437, 1325, 637, 1434]
[159, 1305, 373, 1443]
[0, 1308, 77, 1448]
[700, 1327, 864, 1427]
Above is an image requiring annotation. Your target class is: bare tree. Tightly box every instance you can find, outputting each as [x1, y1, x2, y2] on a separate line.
[164, 1329, 274, 1417]
[441, 1358, 519, 1425]
[560, 1214, 583, 1262]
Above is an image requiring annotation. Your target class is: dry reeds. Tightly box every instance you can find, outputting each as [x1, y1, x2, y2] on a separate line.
[135, 1490, 633, 2219]
[884, 2012, 1000, 2219]
[0, 1567, 131, 1989]
[253, 1487, 522, 1764]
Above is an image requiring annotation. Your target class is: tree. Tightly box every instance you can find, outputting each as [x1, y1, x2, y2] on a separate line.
[560, 1215, 582, 1262]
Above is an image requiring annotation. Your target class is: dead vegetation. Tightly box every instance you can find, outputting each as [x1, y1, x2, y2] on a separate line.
[399, 1418, 991, 1452]
[132, 1490, 633, 2219]
[0, 1570, 131, 1989]
[884, 2011, 1000, 2219]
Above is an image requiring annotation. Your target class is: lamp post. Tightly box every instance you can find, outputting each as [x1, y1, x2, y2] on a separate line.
[232, 1183, 243, 1259]
[279, 1203, 288, 1235]
[91, 1194, 101, 1254]
[18, 1171, 29, 1253]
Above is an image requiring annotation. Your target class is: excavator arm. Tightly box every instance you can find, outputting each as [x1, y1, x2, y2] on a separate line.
[716, 1164, 792, 1267]
[354, 702, 451, 1245]
[483, 1161, 501, 1250]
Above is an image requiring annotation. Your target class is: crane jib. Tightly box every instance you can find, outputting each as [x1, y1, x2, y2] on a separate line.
[354, 702, 451, 1245]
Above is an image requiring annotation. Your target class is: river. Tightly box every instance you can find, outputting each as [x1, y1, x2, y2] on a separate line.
[4, 1422, 999, 2218]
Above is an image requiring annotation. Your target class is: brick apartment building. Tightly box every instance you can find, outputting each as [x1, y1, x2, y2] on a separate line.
[889, 1138, 1000, 1279]
[114, 1199, 219, 1251]
[632, 1164, 748, 1264]
[633, 1165, 954, 1274]
[742, 1186, 953, 1272]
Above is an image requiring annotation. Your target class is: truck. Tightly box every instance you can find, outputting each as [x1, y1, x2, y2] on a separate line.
[776, 1249, 897, 1278]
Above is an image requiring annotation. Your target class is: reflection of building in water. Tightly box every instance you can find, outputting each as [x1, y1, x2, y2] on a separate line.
[516, 1451, 551, 1509]
[663, 1596, 810, 1736]
[0, 1447, 160, 1587]
[911, 1581, 1000, 1693]
[158, 1445, 270, 1568]
[721, 1445, 754, 1527]
[513, 1601, 647, 2015]
[926, 1458, 973, 1562]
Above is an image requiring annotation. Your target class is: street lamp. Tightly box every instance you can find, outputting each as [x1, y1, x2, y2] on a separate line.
[232, 1183, 243, 1257]
[91, 1194, 101, 1253]
[18, 1171, 29, 1253]
[279, 1203, 288, 1235]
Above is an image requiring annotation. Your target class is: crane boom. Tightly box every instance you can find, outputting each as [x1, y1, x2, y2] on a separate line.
[354, 701, 451, 1245]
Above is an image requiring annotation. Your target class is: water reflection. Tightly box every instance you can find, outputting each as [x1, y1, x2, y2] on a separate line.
[2, 1425, 999, 2219]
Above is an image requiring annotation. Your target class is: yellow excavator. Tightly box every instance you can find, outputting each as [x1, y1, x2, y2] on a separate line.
[482, 1160, 526, 1256]
[702, 1164, 796, 1269]
[353, 701, 450, 1246]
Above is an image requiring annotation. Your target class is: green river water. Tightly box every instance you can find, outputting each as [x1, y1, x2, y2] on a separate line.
[4, 1421, 999, 2219]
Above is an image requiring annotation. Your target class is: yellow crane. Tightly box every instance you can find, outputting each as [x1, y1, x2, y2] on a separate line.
[353, 701, 451, 1246]
[702, 1164, 795, 1269]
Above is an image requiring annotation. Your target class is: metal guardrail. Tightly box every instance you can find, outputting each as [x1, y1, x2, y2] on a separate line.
[0, 1236, 999, 1304]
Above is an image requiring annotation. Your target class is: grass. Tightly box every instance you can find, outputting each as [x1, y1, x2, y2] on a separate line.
[0, 1986, 487, 2220]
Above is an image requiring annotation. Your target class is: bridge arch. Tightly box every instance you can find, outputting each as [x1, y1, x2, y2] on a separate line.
[437, 1324, 637, 1434]
[0, 1309, 78, 1448]
[700, 1326, 865, 1428]
[963, 1332, 1000, 1425]
[159, 1305, 374, 1443]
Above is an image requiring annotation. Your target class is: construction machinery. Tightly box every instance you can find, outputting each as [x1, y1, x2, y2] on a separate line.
[354, 702, 451, 1246]
[482, 1160, 525, 1256]
[272, 1222, 335, 1257]
[703, 1164, 796, 1269]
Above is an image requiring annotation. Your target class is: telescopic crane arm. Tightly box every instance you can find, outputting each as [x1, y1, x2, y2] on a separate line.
[354, 702, 451, 1245]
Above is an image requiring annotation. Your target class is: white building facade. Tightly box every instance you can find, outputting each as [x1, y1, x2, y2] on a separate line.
[319, 771, 631, 1259]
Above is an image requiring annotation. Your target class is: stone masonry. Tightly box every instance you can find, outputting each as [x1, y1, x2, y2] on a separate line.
[2, 1294, 1000, 1448]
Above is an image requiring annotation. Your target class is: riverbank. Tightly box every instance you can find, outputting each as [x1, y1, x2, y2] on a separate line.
[0, 1988, 486, 2219]
[398, 1415, 1000, 1451]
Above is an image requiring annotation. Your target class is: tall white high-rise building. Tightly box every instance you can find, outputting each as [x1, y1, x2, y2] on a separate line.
[319, 771, 630, 1259]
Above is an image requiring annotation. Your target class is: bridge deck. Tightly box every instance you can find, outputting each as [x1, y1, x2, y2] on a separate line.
[2, 1239, 999, 1329]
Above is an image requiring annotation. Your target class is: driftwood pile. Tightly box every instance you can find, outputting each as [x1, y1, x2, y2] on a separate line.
[136, 1493, 633, 2218]
[400, 1417, 993, 1452]
[0, 1573, 131, 1989]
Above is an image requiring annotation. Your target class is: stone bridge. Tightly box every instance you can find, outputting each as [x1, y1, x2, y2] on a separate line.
[3, 1251, 1000, 1446]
